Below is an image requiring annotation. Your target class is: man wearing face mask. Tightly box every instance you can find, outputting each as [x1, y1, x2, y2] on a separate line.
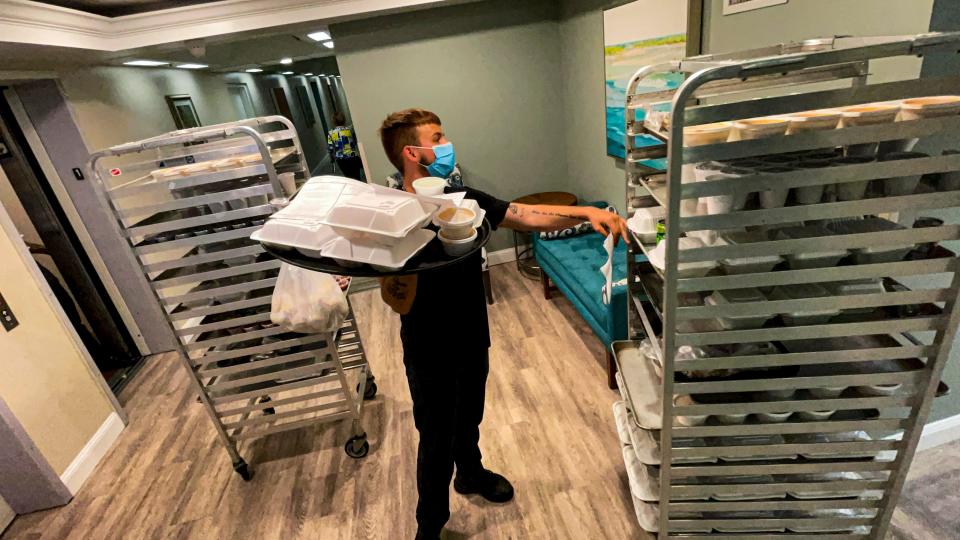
[378, 109, 629, 540]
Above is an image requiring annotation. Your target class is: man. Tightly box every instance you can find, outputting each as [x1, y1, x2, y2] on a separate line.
[378, 108, 628, 540]
[327, 111, 365, 181]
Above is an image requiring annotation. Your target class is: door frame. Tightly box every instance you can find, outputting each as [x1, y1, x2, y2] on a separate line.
[0, 197, 125, 423]
[3, 84, 150, 355]
[0, 92, 140, 370]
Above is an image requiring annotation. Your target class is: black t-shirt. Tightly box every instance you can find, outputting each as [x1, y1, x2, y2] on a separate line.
[400, 186, 510, 352]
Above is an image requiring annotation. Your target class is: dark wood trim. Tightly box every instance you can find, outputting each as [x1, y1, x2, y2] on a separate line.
[164, 94, 201, 129]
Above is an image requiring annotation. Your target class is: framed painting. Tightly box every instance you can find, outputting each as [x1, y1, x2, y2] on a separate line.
[603, 0, 695, 160]
[165, 94, 201, 129]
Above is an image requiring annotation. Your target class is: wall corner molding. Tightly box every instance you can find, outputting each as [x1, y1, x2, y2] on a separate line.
[59, 412, 124, 496]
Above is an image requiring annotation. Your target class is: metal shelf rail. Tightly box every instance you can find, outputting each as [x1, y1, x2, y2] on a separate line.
[618, 33, 960, 537]
[88, 116, 376, 480]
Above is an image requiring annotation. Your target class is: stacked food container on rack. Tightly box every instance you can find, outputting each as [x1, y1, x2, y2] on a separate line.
[88, 116, 377, 480]
[618, 33, 960, 537]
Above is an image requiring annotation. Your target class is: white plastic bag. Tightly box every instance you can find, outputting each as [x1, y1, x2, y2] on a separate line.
[271, 263, 348, 334]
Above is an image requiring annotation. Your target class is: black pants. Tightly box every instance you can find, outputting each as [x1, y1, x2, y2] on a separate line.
[336, 156, 365, 182]
[403, 345, 489, 533]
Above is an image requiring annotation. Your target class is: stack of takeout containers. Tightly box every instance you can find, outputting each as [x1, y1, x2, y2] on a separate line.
[251, 176, 476, 271]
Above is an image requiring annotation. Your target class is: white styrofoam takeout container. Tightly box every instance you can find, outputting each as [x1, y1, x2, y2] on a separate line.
[250, 219, 338, 258]
[648, 237, 717, 278]
[769, 283, 840, 325]
[775, 225, 849, 269]
[323, 229, 436, 271]
[716, 231, 783, 274]
[706, 287, 772, 330]
[825, 217, 913, 264]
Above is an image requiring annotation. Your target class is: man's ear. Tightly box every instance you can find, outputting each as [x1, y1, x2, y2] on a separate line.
[403, 146, 420, 164]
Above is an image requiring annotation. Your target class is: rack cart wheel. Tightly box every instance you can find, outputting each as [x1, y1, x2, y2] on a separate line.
[233, 459, 253, 481]
[358, 380, 378, 400]
[345, 434, 369, 458]
[259, 395, 275, 415]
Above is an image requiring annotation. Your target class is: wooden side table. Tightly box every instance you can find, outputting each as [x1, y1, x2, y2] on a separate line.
[511, 191, 578, 279]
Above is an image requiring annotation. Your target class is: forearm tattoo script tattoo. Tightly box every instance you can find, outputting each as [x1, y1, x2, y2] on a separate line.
[509, 204, 582, 221]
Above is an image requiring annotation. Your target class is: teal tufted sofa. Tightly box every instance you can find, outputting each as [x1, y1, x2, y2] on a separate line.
[533, 202, 632, 389]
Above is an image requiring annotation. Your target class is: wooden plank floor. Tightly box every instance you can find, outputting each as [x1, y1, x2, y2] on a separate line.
[2, 264, 958, 539]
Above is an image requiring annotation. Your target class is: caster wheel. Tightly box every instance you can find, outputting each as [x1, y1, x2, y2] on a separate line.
[345, 435, 369, 459]
[358, 381, 378, 400]
[233, 460, 253, 481]
[259, 396, 275, 415]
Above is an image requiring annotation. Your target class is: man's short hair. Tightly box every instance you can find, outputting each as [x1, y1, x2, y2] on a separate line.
[379, 108, 441, 171]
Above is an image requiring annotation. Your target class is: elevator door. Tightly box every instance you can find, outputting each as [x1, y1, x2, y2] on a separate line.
[0, 92, 139, 372]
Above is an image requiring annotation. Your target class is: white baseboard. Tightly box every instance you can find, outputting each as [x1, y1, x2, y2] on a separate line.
[486, 247, 519, 267]
[918, 413, 960, 451]
[60, 412, 124, 495]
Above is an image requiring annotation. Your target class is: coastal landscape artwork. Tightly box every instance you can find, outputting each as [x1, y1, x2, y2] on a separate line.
[604, 0, 687, 159]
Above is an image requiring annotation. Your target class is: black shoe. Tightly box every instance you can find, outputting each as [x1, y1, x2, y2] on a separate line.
[453, 469, 514, 503]
[414, 527, 441, 540]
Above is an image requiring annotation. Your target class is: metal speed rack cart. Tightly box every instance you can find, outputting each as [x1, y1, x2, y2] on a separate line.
[88, 116, 376, 481]
[614, 33, 960, 538]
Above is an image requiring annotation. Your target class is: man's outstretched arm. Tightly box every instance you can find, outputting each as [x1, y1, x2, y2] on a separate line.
[501, 203, 630, 244]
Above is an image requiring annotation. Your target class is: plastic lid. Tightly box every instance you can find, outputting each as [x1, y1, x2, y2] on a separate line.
[649, 237, 716, 272]
[721, 230, 769, 245]
[771, 283, 840, 318]
[826, 279, 884, 296]
[716, 233, 783, 266]
[629, 212, 659, 234]
[772, 282, 830, 300]
[827, 217, 904, 234]
[776, 224, 835, 240]
[711, 287, 766, 304]
[776, 226, 848, 259]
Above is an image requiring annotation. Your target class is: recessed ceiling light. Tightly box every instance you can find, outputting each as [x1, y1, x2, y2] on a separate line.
[245, 68, 263, 73]
[280, 58, 293, 65]
[282, 71, 294, 75]
[322, 41, 335, 49]
[176, 63, 208, 69]
[123, 60, 169, 67]
[308, 31, 331, 42]
[304, 73, 314, 76]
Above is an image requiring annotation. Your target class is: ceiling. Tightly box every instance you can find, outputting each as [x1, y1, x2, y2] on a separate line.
[37, 0, 223, 17]
[0, 27, 337, 73]
[114, 30, 337, 72]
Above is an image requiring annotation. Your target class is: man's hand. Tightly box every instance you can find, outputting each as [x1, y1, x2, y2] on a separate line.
[585, 207, 630, 245]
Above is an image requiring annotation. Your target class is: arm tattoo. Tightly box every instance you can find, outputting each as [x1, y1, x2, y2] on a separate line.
[509, 204, 522, 216]
[529, 208, 582, 220]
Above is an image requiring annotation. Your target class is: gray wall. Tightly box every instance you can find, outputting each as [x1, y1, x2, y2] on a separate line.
[918, 0, 960, 423]
[331, 0, 566, 251]
[558, 0, 627, 209]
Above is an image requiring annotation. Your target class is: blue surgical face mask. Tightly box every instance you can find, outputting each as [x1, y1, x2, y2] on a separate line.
[412, 142, 456, 178]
